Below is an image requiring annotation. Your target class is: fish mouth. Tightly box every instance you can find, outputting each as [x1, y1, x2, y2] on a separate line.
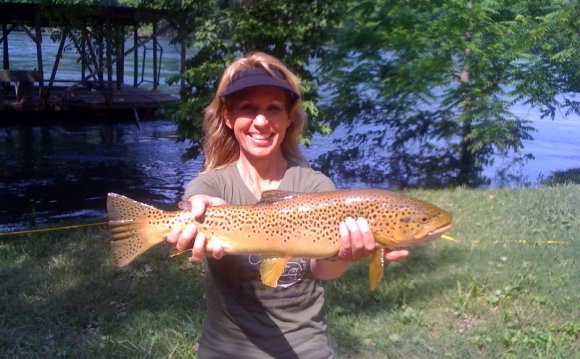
[429, 223, 453, 237]
[413, 222, 453, 243]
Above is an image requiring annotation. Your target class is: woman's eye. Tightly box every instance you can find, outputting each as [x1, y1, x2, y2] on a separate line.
[239, 104, 255, 114]
[267, 105, 283, 113]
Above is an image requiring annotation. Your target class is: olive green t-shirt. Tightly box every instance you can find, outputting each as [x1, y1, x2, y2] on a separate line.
[184, 162, 336, 359]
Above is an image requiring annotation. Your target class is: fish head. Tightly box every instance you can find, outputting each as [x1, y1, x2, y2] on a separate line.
[372, 195, 452, 248]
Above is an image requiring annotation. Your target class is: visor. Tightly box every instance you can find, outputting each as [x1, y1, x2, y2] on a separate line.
[220, 67, 300, 99]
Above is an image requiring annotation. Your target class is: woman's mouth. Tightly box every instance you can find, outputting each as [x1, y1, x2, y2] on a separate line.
[249, 133, 274, 141]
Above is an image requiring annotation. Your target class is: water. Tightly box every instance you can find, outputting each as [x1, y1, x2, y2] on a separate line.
[0, 120, 201, 232]
[485, 110, 580, 186]
[1, 31, 579, 232]
[1, 113, 578, 232]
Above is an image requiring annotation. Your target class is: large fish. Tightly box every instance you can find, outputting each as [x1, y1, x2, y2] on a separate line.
[107, 189, 452, 290]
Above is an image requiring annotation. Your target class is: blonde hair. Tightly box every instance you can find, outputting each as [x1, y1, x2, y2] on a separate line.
[201, 52, 308, 172]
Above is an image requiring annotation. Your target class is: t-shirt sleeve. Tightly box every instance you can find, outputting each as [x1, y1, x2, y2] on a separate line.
[183, 172, 222, 200]
[306, 170, 336, 193]
[280, 166, 336, 193]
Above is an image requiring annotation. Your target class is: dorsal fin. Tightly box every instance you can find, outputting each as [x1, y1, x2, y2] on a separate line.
[258, 190, 305, 205]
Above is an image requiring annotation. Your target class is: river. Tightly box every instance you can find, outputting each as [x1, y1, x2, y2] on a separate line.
[0, 32, 579, 232]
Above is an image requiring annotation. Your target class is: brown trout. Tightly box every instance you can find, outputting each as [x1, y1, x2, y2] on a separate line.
[107, 189, 452, 290]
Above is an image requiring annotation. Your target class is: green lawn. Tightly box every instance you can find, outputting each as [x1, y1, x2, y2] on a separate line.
[1, 184, 578, 358]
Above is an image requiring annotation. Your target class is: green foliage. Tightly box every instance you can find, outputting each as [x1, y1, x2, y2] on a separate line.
[317, 0, 578, 187]
[5, 1, 577, 186]
[158, 0, 578, 185]
[164, 0, 342, 159]
[512, 0, 580, 119]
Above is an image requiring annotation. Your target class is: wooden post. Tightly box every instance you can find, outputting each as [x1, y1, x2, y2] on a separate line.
[152, 21, 158, 90]
[116, 24, 124, 90]
[106, 15, 113, 105]
[48, 27, 68, 92]
[133, 25, 138, 87]
[180, 41, 186, 97]
[83, 30, 100, 77]
[35, 21, 44, 99]
[98, 25, 104, 84]
[80, 27, 86, 80]
[96, 23, 107, 101]
[2, 23, 8, 70]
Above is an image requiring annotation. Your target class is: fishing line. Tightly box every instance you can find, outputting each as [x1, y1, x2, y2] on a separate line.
[0, 221, 108, 237]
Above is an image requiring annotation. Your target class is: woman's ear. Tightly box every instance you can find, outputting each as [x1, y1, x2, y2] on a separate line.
[224, 109, 234, 129]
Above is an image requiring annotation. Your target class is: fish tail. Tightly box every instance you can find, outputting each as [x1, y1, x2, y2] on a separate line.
[107, 193, 169, 267]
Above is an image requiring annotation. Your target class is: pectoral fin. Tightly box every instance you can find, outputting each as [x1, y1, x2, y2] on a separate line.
[369, 249, 384, 291]
[260, 257, 289, 288]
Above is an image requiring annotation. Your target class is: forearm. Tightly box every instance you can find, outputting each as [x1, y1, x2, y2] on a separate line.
[310, 257, 352, 280]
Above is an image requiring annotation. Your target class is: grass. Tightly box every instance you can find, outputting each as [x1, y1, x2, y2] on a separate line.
[1, 184, 578, 358]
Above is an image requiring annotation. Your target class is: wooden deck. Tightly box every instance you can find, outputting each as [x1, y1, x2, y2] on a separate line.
[1, 3, 185, 122]
[0, 83, 179, 121]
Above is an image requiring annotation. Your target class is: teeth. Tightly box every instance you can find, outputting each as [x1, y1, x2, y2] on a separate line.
[251, 133, 272, 140]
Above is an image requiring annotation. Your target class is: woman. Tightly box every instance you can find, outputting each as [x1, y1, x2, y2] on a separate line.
[167, 52, 408, 358]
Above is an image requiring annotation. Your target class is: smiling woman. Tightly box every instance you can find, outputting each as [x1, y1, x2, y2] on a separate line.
[224, 86, 294, 189]
[164, 52, 409, 358]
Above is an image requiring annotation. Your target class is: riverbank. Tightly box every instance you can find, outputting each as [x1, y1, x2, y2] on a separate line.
[2, 115, 579, 233]
[1, 184, 577, 357]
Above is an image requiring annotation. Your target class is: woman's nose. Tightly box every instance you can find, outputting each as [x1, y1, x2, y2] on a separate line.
[253, 113, 268, 126]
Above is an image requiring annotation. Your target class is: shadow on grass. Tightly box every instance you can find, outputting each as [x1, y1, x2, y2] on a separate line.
[0, 226, 207, 357]
[1, 225, 464, 357]
[322, 242, 467, 355]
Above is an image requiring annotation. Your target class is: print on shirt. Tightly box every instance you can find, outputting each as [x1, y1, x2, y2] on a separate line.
[248, 255, 306, 288]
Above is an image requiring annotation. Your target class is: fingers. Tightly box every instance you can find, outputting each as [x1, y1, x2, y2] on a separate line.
[356, 217, 376, 253]
[384, 249, 409, 262]
[166, 227, 181, 247]
[337, 217, 410, 263]
[166, 224, 198, 251]
[167, 195, 227, 261]
[188, 195, 227, 261]
[338, 221, 351, 257]
[190, 195, 227, 219]
[190, 234, 225, 262]
[338, 217, 376, 261]
[207, 236, 225, 260]
[190, 232, 206, 262]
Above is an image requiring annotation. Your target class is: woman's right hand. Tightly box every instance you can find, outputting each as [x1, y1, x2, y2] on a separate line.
[166, 195, 228, 262]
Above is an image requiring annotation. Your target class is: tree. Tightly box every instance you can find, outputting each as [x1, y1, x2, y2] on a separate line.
[165, 0, 342, 159]
[317, 0, 578, 187]
[513, 0, 579, 119]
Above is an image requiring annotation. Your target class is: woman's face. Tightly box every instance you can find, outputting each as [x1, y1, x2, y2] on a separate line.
[226, 86, 292, 162]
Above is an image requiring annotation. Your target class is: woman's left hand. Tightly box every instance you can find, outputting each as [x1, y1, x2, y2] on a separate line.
[337, 217, 409, 262]
[311, 217, 408, 281]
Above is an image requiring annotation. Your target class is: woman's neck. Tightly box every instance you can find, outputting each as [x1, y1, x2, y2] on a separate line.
[236, 154, 288, 199]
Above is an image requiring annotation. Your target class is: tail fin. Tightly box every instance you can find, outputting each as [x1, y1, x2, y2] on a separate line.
[107, 193, 168, 267]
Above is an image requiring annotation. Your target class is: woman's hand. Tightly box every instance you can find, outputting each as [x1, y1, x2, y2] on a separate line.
[337, 217, 375, 261]
[338, 217, 409, 262]
[166, 195, 227, 262]
[311, 217, 409, 281]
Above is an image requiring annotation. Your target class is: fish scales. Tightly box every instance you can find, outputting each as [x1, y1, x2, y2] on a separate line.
[107, 189, 453, 290]
[189, 190, 432, 256]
